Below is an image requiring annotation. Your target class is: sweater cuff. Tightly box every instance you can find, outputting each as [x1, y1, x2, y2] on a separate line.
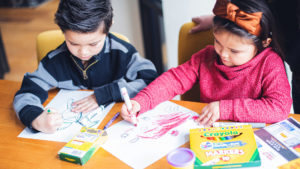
[94, 82, 121, 105]
[219, 100, 234, 120]
[132, 91, 151, 114]
[19, 105, 44, 132]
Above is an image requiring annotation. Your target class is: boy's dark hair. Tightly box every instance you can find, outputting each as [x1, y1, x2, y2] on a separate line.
[213, 0, 285, 59]
[55, 0, 113, 34]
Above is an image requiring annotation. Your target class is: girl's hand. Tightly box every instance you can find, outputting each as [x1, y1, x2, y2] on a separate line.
[32, 108, 62, 133]
[196, 101, 220, 127]
[71, 94, 98, 113]
[120, 100, 141, 124]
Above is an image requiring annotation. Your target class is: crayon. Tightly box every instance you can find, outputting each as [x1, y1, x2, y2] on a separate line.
[103, 112, 120, 130]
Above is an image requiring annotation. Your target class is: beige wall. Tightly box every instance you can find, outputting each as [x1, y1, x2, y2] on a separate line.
[110, 0, 145, 57]
[162, 0, 216, 69]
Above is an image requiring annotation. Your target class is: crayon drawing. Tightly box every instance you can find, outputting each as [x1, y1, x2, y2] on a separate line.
[102, 101, 202, 169]
[58, 98, 104, 130]
[18, 89, 114, 142]
[120, 111, 192, 143]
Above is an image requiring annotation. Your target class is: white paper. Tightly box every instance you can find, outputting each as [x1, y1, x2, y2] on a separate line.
[18, 89, 114, 142]
[102, 101, 202, 169]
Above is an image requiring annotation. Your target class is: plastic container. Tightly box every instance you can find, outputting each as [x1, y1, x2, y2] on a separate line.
[167, 148, 195, 169]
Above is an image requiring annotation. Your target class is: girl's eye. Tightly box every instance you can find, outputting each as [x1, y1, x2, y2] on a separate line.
[214, 39, 219, 44]
[231, 49, 239, 54]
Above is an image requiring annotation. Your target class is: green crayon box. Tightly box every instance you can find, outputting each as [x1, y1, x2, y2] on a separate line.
[58, 127, 108, 165]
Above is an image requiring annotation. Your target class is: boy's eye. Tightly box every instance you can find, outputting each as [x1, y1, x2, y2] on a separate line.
[89, 42, 98, 46]
[70, 42, 78, 46]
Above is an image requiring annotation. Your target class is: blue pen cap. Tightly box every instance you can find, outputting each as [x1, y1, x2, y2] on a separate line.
[167, 148, 195, 167]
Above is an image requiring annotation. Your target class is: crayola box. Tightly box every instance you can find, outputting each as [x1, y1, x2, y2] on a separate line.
[190, 125, 261, 169]
[58, 127, 108, 165]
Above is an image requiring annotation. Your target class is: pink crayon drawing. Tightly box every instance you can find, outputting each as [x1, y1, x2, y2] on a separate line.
[138, 112, 190, 139]
[120, 111, 194, 142]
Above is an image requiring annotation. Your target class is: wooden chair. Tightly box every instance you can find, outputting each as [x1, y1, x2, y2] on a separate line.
[178, 22, 214, 101]
[36, 29, 130, 63]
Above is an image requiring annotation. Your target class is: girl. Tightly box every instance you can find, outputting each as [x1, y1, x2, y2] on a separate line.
[121, 0, 292, 126]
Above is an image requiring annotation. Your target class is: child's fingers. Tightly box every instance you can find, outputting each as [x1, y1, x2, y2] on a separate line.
[72, 94, 96, 109]
[203, 115, 214, 127]
[120, 104, 133, 122]
[43, 114, 62, 133]
[72, 97, 86, 106]
[73, 101, 98, 113]
[210, 112, 220, 125]
[197, 106, 209, 122]
[121, 104, 130, 116]
[199, 112, 213, 126]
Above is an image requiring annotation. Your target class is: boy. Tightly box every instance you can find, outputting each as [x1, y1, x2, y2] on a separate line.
[13, 0, 158, 133]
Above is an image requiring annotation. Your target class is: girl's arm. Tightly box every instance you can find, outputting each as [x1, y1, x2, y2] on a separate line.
[133, 51, 204, 114]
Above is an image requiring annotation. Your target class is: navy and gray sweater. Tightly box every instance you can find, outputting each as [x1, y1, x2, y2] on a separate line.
[13, 33, 158, 130]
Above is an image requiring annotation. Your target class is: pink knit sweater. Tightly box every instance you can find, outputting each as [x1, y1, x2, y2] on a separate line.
[133, 46, 292, 123]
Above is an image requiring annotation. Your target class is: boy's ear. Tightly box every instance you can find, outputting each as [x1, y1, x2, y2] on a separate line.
[262, 38, 272, 48]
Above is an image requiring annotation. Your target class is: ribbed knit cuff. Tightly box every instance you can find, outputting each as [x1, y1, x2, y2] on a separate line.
[19, 105, 44, 132]
[94, 82, 120, 105]
[219, 100, 234, 120]
[132, 91, 151, 115]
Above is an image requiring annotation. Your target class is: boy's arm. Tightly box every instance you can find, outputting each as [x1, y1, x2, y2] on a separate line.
[13, 62, 58, 131]
[93, 52, 158, 105]
[219, 57, 292, 123]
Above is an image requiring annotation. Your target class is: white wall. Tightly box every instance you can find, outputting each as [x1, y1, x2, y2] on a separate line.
[162, 0, 216, 69]
[110, 0, 145, 57]
[285, 62, 294, 114]
[110, 0, 216, 69]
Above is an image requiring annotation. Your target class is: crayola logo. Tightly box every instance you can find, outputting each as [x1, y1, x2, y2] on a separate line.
[203, 131, 240, 137]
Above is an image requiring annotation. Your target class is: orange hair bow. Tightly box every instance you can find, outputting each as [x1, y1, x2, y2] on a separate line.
[213, 0, 262, 36]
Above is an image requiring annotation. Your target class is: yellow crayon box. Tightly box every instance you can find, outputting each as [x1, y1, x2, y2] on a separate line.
[190, 125, 261, 169]
[58, 127, 108, 165]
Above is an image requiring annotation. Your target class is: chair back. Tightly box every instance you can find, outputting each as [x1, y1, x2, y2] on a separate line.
[36, 30, 130, 63]
[178, 22, 214, 101]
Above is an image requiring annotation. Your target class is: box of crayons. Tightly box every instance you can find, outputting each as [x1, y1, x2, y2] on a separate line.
[58, 127, 108, 165]
[190, 125, 261, 168]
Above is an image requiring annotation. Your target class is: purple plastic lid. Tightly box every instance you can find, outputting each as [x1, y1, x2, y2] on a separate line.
[167, 148, 195, 167]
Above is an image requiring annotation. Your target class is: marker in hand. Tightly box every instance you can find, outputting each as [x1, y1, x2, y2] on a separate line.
[46, 108, 56, 114]
[121, 87, 137, 126]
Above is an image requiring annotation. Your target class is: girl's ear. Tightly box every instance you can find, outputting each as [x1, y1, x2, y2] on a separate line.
[262, 38, 272, 48]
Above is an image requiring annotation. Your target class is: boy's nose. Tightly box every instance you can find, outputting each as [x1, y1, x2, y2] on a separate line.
[79, 47, 89, 56]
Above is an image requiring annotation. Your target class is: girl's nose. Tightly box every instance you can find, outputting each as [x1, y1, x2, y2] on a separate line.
[219, 49, 229, 59]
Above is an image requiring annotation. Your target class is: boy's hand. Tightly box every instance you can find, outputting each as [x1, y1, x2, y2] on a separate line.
[120, 100, 140, 124]
[195, 101, 220, 127]
[190, 15, 214, 34]
[32, 108, 62, 133]
[71, 94, 98, 113]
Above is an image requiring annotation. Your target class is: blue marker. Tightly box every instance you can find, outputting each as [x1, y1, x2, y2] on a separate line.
[103, 112, 120, 130]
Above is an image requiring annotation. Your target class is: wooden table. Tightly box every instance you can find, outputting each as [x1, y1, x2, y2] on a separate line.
[0, 79, 299, 169]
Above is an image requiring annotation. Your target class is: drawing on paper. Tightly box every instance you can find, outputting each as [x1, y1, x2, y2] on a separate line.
[58, 98, 104, 130]
[120, 104, 197, 143]
[102, 101, 201, 169]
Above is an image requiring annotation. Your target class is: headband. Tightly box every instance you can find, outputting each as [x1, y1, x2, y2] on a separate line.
[213, 0, 262, 36]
